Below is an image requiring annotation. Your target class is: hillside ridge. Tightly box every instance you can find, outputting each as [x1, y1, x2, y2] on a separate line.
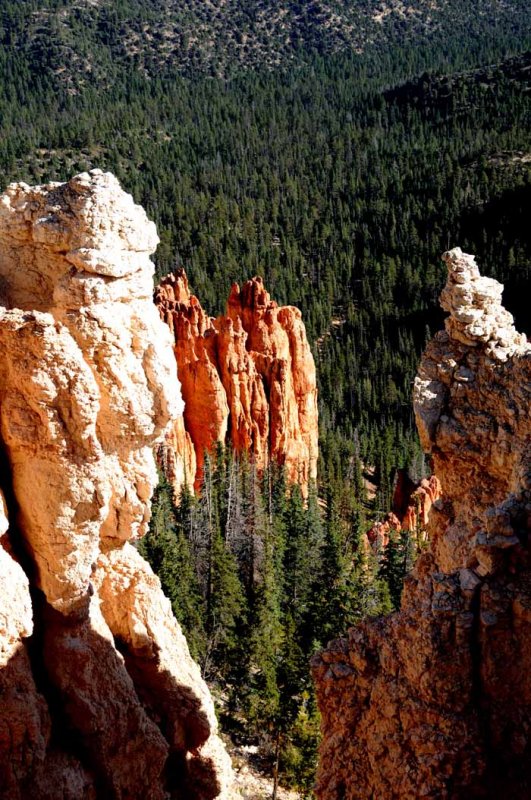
[2, 0, 530, 81]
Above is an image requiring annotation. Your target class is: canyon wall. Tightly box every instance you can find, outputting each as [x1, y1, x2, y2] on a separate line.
[155, 269, 318, 496]
[0, 171, 233, 799]
[312, 248, 531, 799]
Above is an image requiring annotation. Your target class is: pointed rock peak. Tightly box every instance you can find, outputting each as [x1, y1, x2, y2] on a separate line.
[170, 267, 192, 303]
[226, 281, 242, 315]
[239, 275, 270, 309]
[440, 247, 527, 355]
[442, 246, 481, 281]
[155, 267, 192, 305]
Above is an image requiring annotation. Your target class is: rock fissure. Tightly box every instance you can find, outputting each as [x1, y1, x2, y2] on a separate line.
[468, 573, 492, 783]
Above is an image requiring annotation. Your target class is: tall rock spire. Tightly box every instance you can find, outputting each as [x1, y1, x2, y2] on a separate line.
[312, 249, 531, 800]
[156, 269, 318, 496]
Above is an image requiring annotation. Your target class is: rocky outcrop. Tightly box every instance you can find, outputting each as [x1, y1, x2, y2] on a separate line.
[366, 472, 441, 551]
[0, 171, 233, 799]
[155, 269, 318, 496]
[312, 248, 531, 799]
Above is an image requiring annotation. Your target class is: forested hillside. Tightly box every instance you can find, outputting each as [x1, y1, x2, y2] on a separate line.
[1, 3, 530, 794]
[2, 0, 530, 78]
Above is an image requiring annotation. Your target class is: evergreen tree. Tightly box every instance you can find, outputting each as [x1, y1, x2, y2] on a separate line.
[200, 454, 247, 681]
[379, 529, 416, 610]
[245, 516, 284, 732]
[139, 475, 206, 660]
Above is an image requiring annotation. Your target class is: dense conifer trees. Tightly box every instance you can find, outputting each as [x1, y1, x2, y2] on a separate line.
[0, 28, 529, 486]
[141, 452, 392, 792]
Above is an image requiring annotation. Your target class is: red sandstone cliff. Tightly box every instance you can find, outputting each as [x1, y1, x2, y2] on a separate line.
[155, 269, 318, 496]
[0, 172, 233, 799]
[312, 248, 531, 799]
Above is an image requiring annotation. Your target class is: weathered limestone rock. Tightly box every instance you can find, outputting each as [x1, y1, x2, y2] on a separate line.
[400, 474, 441, 531]
[0, 490, 32, 663]
[0, 171, 233, 799]
[312, 249, 531, 800]
[157, 412, 197, 499]
[0, 310, 108, 614]
[156, 270, 318, 495]
[156, 270, 230, 492]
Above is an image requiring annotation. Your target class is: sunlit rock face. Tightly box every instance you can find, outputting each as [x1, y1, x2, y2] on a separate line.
[312, 248, 531, 800]
[0, 170, 233, 799]
[156, 269, 318, 496]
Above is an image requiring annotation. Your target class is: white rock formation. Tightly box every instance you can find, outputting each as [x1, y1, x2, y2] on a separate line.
[0, 170, 233, 799]
[414, 247, 528, 446]
[439, 247, 527, 355]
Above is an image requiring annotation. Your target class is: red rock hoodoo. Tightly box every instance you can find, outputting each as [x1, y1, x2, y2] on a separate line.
[312, 248, 531, 799]
[155, 269, 318, 496]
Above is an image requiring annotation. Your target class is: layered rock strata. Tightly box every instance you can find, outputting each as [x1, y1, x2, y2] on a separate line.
[0, 171, 233, 799]
[155, 269, 318, 495]
[312, 248, 531, 799]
